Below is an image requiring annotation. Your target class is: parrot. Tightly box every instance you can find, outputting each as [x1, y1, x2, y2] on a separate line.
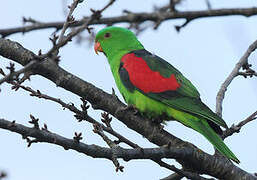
[94, 26, 240, 164]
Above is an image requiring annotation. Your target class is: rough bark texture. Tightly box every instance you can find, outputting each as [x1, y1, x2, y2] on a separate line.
[0, 37, 256, 180]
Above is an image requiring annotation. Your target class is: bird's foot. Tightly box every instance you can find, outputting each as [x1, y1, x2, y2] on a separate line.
[115, 104, 140, 118]
[149, 118, 164, 131]
[151, 113, 169, 125]
[123, 104, 140, 115]
[151, 117, 163, 124]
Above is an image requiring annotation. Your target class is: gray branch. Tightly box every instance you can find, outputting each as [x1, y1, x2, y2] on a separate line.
[1, 7, 257, 37]
[0, 38, 256, 180]
[0, 118, 195, 161]
[0, 60, 36, 85]
[216, 39, 257, 117]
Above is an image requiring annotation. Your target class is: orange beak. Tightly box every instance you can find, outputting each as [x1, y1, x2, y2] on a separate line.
[94, 41, 103, 55]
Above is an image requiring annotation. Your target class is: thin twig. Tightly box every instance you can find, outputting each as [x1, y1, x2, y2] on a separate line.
[93, 123, 124, 172]
[216, 39, 257, 117]
[99, 0, 115, 12]
[11, 83, 140, 149]
[237, 70, 257, 78]
[158, 160, 214, 180]
[23, 17, 42, 25]
[41, 0, 114, 59]
[1, 7, 257, 37]
[58, 0, 81, 43]
[223, 110, 257, 139]
[0, 60, 36, 85]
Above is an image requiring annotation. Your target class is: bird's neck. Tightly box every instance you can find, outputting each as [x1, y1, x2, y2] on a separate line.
[108, 50, 127, 74]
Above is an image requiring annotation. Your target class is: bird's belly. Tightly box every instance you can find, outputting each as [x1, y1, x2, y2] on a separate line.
[127, 90, 200, 127]
[126, 90, 170, 119]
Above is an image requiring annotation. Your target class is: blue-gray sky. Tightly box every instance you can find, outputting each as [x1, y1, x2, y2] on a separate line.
[0, 0, 257, 179]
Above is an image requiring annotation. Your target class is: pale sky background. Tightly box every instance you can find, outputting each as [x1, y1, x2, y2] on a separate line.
[0, 0, 257, 180]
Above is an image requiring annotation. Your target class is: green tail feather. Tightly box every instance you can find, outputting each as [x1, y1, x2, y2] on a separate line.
[167, 108, 240, 163]
[192, 119, 240, 164]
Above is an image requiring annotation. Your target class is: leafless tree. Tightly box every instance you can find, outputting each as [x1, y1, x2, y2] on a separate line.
[0, 1, 256, 179]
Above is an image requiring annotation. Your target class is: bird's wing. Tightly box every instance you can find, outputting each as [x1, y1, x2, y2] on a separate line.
[119, 49, 227, 128]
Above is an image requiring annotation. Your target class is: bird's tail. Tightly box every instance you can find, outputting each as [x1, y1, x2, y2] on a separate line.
[189, 117, 240, 164]
[167, 108, 240, 163]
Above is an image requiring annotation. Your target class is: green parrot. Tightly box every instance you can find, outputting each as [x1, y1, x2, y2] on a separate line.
[94, 26, 239, 163]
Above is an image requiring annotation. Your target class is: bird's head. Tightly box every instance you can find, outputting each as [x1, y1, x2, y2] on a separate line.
[94, 26, 144, 58]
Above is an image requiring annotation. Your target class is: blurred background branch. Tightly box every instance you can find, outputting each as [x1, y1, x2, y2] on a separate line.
[1, 7, 257, 38]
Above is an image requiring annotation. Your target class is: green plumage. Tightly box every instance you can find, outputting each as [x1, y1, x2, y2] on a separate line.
[95, 26, 239, 163]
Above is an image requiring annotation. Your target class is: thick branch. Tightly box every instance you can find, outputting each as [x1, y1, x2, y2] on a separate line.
[0, 118, 196, 161]
[0, 38, 256, 180]
[1, 7, 257, 37]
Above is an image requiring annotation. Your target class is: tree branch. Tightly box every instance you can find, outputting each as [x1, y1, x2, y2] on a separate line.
[40, 0, 114, 59]
[0, 171, 7, 180]
[58, 0, 82, 44]
[222, 110, 257, 139]
[0, 38, 256, 180]
[0, 60, 36, 85]
[1, 7, 257, 37]
[216, 39, 257, 117]
[161, 173, 183, 180]
[157, 160, 213, 180]
[0, 118, 197, 161]
[11, 83, 204, 178]
[11, 83, 140, 149]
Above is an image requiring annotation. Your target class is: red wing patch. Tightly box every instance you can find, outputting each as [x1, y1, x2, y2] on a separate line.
[121, 53, 180, 93]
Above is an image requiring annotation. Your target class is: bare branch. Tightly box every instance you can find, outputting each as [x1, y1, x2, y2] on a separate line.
[28, 114, 40, 129]
[16, 83, 185, 174]
[0, 171, 7, 180]
[1, 7, 257, 37]
[73, 132, 83, 143]
[23, 17, 43, 25]
[237, 69, 257, 78]
[93, 123, 124, 172]
[216, 39, 257, 117]
[41, 0, 114, 59]
[98, 0, 116, 13]
[0, 118, 211, 163]
[158, 160, 214, 180]
[1, 1, 257, 179]
[223, 110, 257, 139]
[0, 37, 256, 180]
[58, 0, 81, 43]
[11, 83, 140, 148]
[11, 84, 183, 174]
[205, 0, 212, 10]
[161, 173, 183, 180]
[0, 60, 36, 85]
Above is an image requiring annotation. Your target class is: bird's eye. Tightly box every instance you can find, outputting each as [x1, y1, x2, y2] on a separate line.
[104, 32, 111, 38]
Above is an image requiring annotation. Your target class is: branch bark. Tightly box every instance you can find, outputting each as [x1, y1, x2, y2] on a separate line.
[0, 118, 195, 161]
[1, 7, 257, 37]
[216, 39, 257, 117]
[222, 110, 257, 139]
[0, 38, 256, 180]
